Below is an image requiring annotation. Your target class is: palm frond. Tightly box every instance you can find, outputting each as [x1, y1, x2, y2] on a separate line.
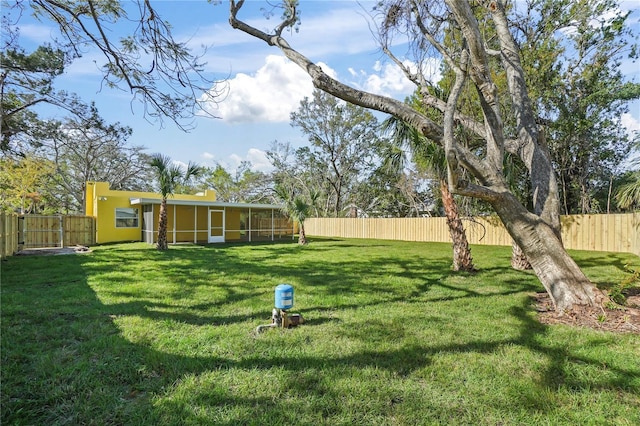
[615, 173, 640, 209]
[184, 161, 205, 180]
[149, 153, 172, 173]
[149, 153, 203, 198]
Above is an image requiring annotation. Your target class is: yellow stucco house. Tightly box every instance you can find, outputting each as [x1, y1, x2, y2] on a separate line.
[85, 181, 293, 244]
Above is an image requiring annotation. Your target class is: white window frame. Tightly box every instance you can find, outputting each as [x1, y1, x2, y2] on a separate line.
[115, 207, 139, 228]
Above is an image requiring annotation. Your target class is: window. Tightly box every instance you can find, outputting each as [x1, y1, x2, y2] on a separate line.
[115, 208, 139, 228]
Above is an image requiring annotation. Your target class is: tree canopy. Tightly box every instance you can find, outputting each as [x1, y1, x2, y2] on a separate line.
[512, 0, 640, 214]
[229, 0, 631, 310]
[289, 89, 383, 217]
[198, 162, 271, 204]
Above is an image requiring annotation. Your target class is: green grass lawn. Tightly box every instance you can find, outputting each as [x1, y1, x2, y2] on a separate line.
[2, 238, 639, 425]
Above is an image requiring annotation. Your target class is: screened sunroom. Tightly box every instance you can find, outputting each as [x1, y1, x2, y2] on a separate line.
[129, 198, 294, 244]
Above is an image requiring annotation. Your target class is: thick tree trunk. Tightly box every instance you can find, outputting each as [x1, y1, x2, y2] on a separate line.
[492, 193, 605, 311]
[157, 198, 168, 250]
[228, 0, 603, 311]
[511, 241, 532, 270]
[440, 180, 475, 272]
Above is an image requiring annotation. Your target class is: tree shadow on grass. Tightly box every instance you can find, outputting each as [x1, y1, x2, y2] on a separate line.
[146, 298, 639, 424]
[510, 301, 638, 393]
[92, 242, 540, 331]
[3, 243, 638, 425]
[571, 250, 640, 275]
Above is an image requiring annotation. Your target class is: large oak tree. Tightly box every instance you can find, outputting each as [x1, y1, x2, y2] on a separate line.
[229, 0, 606, 311]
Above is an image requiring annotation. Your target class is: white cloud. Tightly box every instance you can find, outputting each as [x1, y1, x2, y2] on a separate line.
[173, 160, 188, 169]
[200, 52, 441, 124]
[367, 63, 407, 96]
[201, 55, 335, 124]
[201, 152, 216, 163]
[246, 148, 272, 171]
[349, 58, 441, 98]
[224, 148, 272, 172]
[621, 112, 640, 137]
[228, 153, 243, 166]
[364, 61, 414, 96]
[419, 58, 444, 84]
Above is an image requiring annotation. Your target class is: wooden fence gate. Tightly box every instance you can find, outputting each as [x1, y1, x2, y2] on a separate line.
[18, 215, 95, 249]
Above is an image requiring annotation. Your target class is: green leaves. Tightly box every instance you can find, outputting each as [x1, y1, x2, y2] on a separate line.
[0, 155, 56, 213]
[288, 89, 382, 217]
[514, 0, 639, 214]
[149, 154, 204, 199]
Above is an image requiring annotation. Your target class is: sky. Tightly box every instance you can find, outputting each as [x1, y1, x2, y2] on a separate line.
[10, 0, 640, 172]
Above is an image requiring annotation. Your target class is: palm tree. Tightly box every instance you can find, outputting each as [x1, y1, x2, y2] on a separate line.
[615, 144, 640, 210]
[288, 197, 312, 245]
[149, 154, 203, 250]
[275, 184, 314, 245]
[615, 172, 640, 210]
[381, 117, 475, 272]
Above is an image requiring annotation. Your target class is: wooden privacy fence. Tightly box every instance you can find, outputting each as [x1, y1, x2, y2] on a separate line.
[1, 212, 19, 260]
[0, 213, 95, 257]
[305, 213, 640, 256]
[2, 212, 638, 258]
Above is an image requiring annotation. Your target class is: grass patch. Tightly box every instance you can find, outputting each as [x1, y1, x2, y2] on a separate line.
[2, 238, 639, 425]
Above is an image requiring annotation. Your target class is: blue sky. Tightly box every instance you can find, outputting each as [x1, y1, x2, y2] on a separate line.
[12, 0, 640, 172]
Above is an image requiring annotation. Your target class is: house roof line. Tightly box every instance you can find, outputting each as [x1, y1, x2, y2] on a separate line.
[129, 197, 283, 209]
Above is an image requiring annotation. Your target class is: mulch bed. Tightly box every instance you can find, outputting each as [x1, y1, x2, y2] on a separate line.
[533, 290, 640, 334]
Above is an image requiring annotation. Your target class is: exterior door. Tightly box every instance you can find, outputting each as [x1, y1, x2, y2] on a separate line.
[142, 205, 154, 243]
[208, 209, 225, 243]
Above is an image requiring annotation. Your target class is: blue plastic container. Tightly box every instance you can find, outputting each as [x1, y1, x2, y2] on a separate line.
[275, 284, 294, 310]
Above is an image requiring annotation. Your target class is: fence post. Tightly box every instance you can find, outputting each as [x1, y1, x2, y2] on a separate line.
[58, 214, 63, 248]
[0, 212, 5, 260]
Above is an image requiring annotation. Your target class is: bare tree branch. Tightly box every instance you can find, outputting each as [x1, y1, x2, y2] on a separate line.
[229, 0, 444, 144]
[30, 0, 227, 130]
